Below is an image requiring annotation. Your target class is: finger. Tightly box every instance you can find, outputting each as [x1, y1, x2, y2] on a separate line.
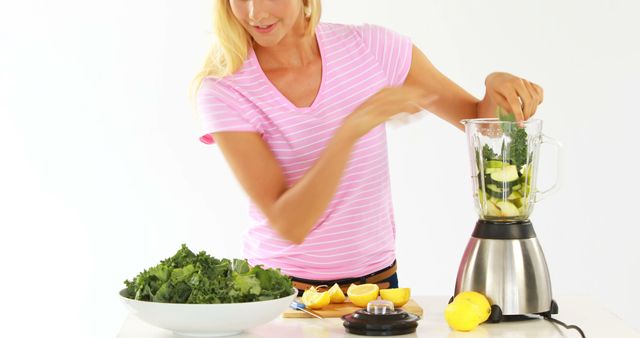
[504, 92, 525, 122]
[514, 80, 534, 120]
[490, 92, 512, 117]
[522, 80, 540, 120]
[532, 83, 544, 104]
[523, 81, 540, 117]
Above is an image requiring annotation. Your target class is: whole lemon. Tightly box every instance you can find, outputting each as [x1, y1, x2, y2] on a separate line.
[445, 298, 484, 332]
[454, 291, 491, 322]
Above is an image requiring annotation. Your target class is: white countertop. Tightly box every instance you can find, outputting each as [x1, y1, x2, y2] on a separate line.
[117, 295, 640, 338]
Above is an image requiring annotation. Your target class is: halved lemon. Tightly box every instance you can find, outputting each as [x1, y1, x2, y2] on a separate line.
[346, 283, 379, 307]
[328, 283, 346, 303]
[379, 288, 411, 307]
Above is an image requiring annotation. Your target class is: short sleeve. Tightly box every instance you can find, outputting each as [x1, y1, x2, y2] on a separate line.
[355, 24, 413, 87]
[196, 77, 261, 144]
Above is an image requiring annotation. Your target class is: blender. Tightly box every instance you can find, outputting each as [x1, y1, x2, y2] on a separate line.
[453, 118, 561, 322]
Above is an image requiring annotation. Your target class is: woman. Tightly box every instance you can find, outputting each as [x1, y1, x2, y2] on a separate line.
[193, 0, 543, 294]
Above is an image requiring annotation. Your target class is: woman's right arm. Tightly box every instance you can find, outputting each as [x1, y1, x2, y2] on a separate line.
[213, 86, 434, 244]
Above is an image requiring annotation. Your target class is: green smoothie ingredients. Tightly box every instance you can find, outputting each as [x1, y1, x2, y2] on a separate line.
[123, 244, 292, 304]
[476, 107, 533, 218]
[496, 107, 529, 169]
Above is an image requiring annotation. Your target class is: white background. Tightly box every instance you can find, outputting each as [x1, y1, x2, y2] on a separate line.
[2, 0, 639, 337]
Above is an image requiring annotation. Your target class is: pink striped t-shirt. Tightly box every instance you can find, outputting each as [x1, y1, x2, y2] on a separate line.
[197, 22, 413, 280]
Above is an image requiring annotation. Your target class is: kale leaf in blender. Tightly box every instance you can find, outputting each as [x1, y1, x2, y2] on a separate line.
[497, 106, 529, 168]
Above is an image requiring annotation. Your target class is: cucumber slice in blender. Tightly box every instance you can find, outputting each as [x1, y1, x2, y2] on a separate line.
[489, 165, 520, 185]
[507, 191, 522, 200]
[477, 189, 485, 201]
[520, 164, 533, 178]
[486, 184, 511, 198]
[485, 200, 502, 217]
[485, 159, 512, 168]
[495, 201, 520, 217]
[511, 198, 523, 208]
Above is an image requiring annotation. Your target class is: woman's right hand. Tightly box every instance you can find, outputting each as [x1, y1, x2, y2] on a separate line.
[342, 86, 437, 140]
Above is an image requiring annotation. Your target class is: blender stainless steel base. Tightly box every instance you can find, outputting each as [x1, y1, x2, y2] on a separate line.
[454, 220, 558, 322]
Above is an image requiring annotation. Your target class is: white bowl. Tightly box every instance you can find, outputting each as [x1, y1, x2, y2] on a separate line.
[119, 288, 297, 337]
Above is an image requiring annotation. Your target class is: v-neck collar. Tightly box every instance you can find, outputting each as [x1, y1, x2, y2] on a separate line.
[249, 25, 326, 113]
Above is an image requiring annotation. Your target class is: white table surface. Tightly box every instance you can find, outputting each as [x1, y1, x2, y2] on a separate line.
[117, 295, 640, 338]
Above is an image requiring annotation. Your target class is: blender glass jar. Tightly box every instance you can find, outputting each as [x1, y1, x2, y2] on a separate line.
[461, 118, 560, 222]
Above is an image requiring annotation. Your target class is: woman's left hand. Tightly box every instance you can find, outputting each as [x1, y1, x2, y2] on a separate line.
[482, 72, 544, 121]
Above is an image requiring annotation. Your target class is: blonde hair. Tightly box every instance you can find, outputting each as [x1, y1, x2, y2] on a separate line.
[190, 0, 322, 99]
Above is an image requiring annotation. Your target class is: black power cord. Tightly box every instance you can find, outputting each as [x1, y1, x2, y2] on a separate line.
[542, 314, 586, 338]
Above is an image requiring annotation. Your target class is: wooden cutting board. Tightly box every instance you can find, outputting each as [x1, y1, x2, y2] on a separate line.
[282, 298, 423, 318]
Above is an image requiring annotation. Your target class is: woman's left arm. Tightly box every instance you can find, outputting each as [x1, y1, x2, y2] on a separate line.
[403, 45, 544, 130]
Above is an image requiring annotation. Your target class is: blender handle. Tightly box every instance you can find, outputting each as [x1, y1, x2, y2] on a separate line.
[534, 134, 563, 202]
